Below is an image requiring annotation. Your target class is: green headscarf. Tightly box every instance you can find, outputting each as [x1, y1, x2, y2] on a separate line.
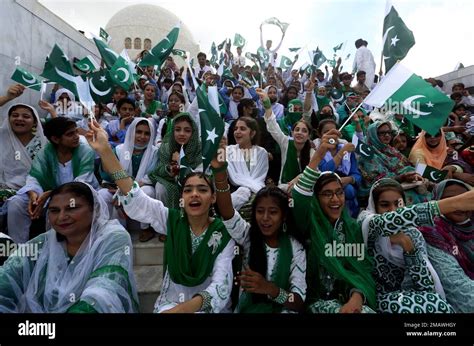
[279, 99, 303, 136]
[306, 181, 376, 308]
[30, 142, 95, 191]
[148, 113, 202, 208]
[164, 209, 231, 287]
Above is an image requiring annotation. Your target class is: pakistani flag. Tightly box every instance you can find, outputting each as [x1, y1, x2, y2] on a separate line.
[415, 162, 447, 183]
[109, 56, 135, 91]
[217, 39, 227, 51]
[139, 24, 180, 67]
[352, 134, 374, 159]
[233, 33, 246, 48]
[364, 63, 454, 136]
[345, 53, 351, 60]
[333, 42, 344, 52]
[87, 69, 114, 103]
[279, 56, 293, 70]
[197, 86, 225, 171]
[172, 49, 187, 59]
[210, 42, 218, 65]
[245, 52, 258, 63]
[217, 62, 233, 80]
[93, 38, 119, 69]
[100, 27, 110, 42]
[289, 47, 301, 52]
[257, 47, 270, 68]
[11, 67, 44, 91]
[74, 55, 100, 74]
[382, 3, 415, 72]
[262, 17, 289, 34]
[178, 145, 190, 183]
[311, 48, 327, 69]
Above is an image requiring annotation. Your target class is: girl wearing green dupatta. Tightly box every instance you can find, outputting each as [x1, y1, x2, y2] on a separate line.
[358, 121, 431, 206]
[292, 129, 376, 313]
[136, 82, 163, 121]
[277, 99, 307, 136]
[85, 121, 235, 313]
[212, 139, 306, 313]
[148, 113, 202, 209]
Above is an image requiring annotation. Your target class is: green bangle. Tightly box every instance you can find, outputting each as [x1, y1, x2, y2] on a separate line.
[263, 98, 272, 110]
[211, 162, 228, 174]
[110, 169, 129, 181]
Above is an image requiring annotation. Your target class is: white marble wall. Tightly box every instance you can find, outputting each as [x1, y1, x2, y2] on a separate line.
[435, 65, 474, 94]
[0, 0, 100, 121]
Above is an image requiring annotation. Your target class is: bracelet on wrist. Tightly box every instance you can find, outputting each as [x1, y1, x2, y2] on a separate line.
[110, 169, 129, 181]
[215, 184, 230, 193]
[262, 98, 272, 110]
[268, 288, 289, 305]
[211, 162, 228, 174]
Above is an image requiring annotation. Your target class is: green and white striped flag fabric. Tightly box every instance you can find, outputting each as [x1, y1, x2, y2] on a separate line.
[11, 67, 44, 91]
[139, 24, 180, 67]
[233, 33, 246, 48]
[74, 55, 100, 74]
[382, 1, 415, 72]
[364, 63, 454, 136]
[93, 38, 119, 69]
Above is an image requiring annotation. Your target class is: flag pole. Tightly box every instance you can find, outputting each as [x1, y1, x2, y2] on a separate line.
[338, 102, 363, 132]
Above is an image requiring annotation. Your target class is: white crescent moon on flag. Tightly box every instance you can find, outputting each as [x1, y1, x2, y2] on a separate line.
[402, 95, 432, 116]
[382, 26, 395, 47]
[78, 63, 90, 71]
[359, 146, 371, 157]
[238, 38, 244, 46]
[89, 78, 111, 96]
[21, 73, 36, 84]
[116, 67, 130, 83]
[105, 48, 119, 58]
[430, 171, 440, 181]
[284, 59, 291, 68]
[55, 67, 77, 83]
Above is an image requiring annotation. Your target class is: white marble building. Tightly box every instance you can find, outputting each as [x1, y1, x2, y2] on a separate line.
[0, 0, 100, 119]
[105, 4, 199, 65]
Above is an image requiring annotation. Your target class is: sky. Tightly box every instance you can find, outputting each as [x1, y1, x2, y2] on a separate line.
[39, 0, 474, 78]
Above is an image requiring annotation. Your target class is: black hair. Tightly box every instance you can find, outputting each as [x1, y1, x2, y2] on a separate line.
[8, 105, 37, 124]
[162, 78, 174, 85]
[231, 85, 245, 96]
[453, 103, 467, 112]
[117, 98, 135, 111]
[452, 82, 465, 91]
[48, 182, 94, 242]
[291, 120, 312, 171]
[182, 172, 214, 194]
[247, 186, 301, 303]
[235, 116, 260, 145]
[43, 117, 76, 143]
[355, 39, 367, 48]
[356, 70, 366, 78]
[313, 173, 343, 197]
[237, 98, 255, 117]
[280, 86, 299, 108]
[317, 118, 337, 136]
[197, 52, 206, 59]
[372, 181, 405, 209]
[450, 92, 463, 100]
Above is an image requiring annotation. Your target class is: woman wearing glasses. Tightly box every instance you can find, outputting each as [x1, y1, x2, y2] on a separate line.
[358, 121, 431, 206]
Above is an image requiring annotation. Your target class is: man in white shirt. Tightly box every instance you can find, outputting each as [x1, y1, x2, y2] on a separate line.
[260, 24, 285, 68]
[194, 52, 212, 80]
[234, 46, 246, 67]
[352, 39, 376, 90]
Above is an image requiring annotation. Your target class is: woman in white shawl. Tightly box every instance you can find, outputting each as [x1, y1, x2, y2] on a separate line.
[0, 104, 47, 217]
[98, 118, 159, 242]
[0, 181, 138, 312]
[357, 178, 453, 313]
[227, 116, 269, 211]
[51, 88, 83, 121]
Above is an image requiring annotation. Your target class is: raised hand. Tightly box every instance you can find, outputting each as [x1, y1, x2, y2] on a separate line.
[84, 120, 110, 154]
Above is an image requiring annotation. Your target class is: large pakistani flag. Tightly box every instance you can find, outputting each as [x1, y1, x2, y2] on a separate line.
[139, 24, 180, 67]
[382, 1, 415, 72]
[93, 38, 119, 69]
[11, 67, 44, 91]
[197, 86, 225, 171]
[364, 63, 454, 136]
[262, 17, 289, 34]
[41, 44, 94, 106]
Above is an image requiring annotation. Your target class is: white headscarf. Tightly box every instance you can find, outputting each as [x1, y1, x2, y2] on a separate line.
[117, 117, 158, 182]
[0, 182, 138, 312]
[0, 104, 47, 189]
[54, 88, 83, 120]
[166, 82, 190, 110]
[358, 178, 446, 298]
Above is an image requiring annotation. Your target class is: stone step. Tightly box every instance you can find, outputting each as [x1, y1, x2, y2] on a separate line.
[130, 230, 164, 266]
[133, 265, 163, 313]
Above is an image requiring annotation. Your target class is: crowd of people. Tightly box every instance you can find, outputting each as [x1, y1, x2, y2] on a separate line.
[0, 36, 473, 314]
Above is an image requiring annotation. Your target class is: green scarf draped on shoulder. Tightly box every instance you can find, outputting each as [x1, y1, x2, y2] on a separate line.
[237, 232, 293, 313]
[281, 140, 300, 184]
[307, 197, 376, 309]
[164, 209, 231, 287]
[29, 142, 95, 191]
